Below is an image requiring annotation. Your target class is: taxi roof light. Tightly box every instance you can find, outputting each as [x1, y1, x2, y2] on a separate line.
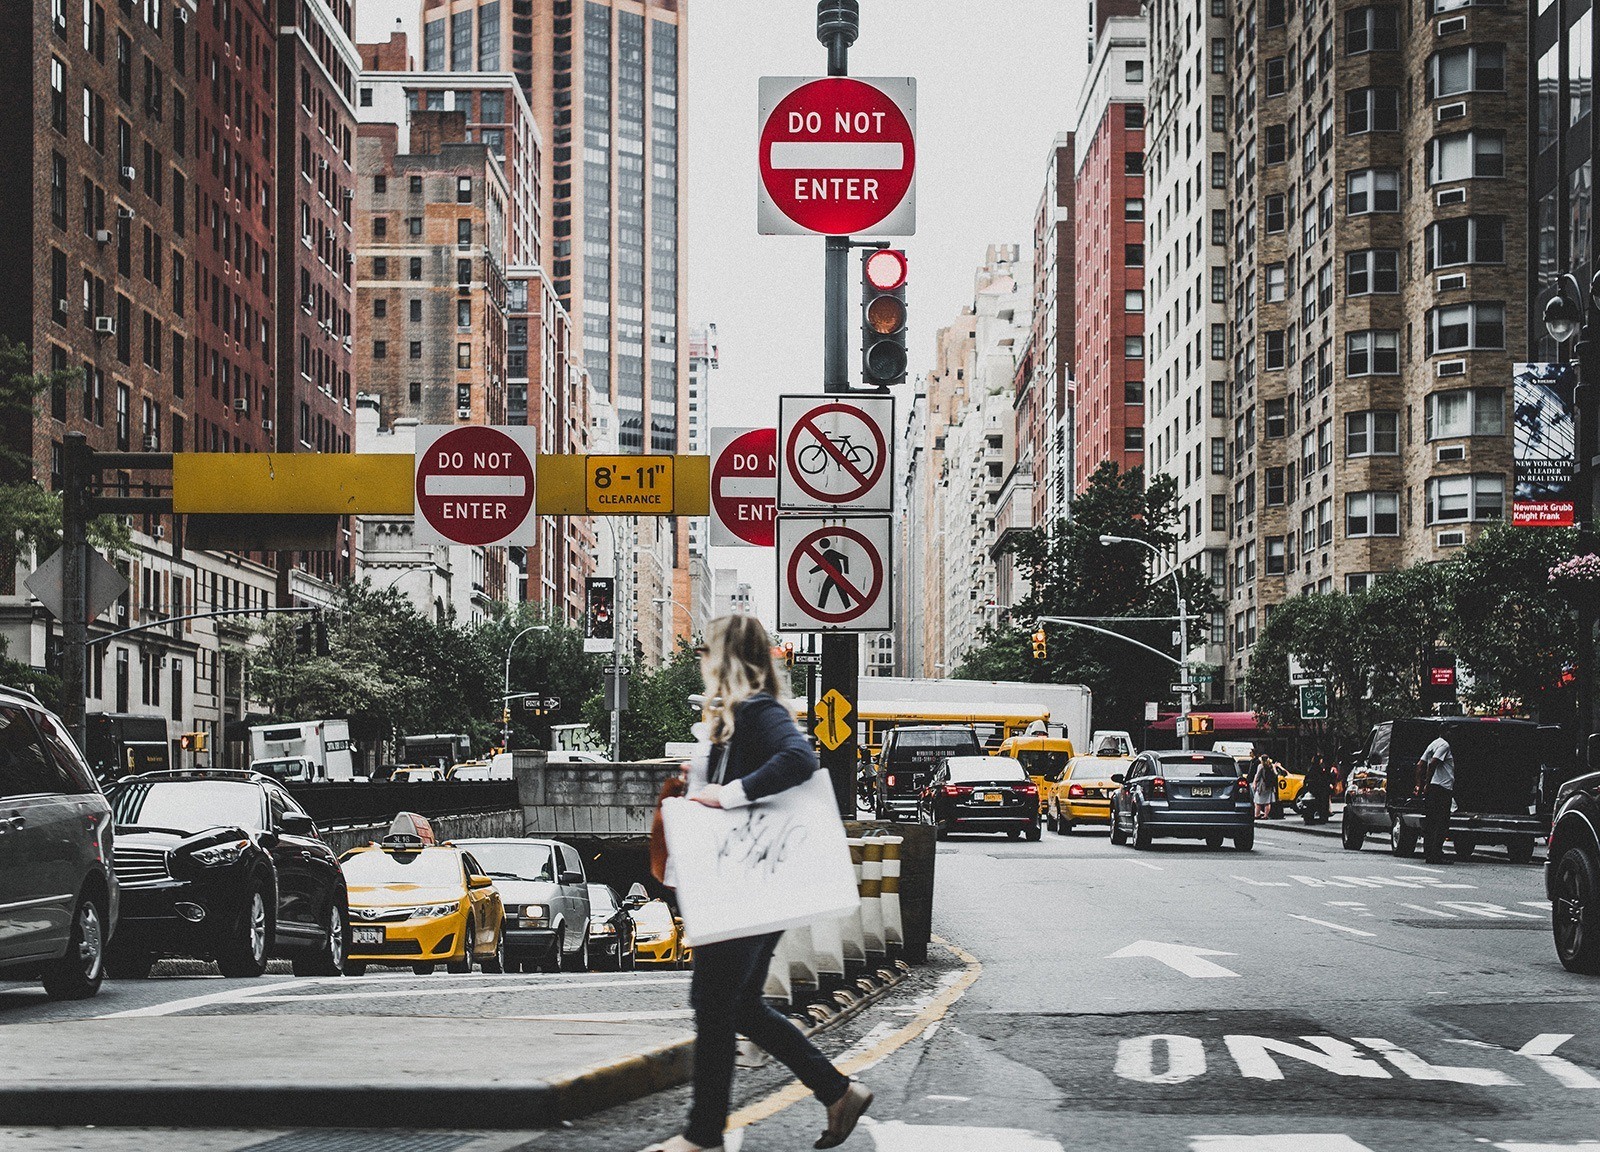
[382, 811, 437, 847]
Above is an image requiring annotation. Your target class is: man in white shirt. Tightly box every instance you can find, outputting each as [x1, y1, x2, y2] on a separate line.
[1416, 733, 1456, 864]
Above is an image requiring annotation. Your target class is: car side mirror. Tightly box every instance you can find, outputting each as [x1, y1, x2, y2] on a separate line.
[1110, 773, 1125, 784]
[559, 870, 583, 884]
[468, 874, 495, 890]
[622, 895, 645, 909]
[278, 812, 317, 836]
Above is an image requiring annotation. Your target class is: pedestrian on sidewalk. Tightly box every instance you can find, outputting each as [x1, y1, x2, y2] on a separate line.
[1300, 755, 1333, 824]
[644, 614, 872, 1152]
[1416, 731, 1457, 864]
[1251, 753, 1277, 820]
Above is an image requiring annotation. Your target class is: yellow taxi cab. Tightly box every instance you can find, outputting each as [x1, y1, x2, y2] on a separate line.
[630, 894, 692, 968]
[996, 735, 1075, 816]
[339, 813, 506, 977]
[1214, 741, 1303, 804]
[1045, 755, 1125, 834]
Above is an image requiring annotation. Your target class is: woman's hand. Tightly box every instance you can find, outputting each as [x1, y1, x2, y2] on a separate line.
[690, 783, 724, 808]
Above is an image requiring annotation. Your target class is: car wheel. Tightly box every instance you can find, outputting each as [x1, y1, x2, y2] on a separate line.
[1058, 813, 1074, 836]
[1007, 828, 1022, 841]
[1131, 806, 1152, 850]
[935, 819, 950, 841]
[564, 928, 590, 972]
[1025, 823, 1042, 842]
[1109, 807, 1128, 846]
[481, 922, 506, 974]
[1507, 835, 1536, 865]
[625, 939, 638, 971]
[1341, 811, 1366, 851]
[1552, 844, 1600, 974]
[40, 890, 108, 1001]
[293, 897, 347, 978]
[412, 963, 436, 975]
[345, 961, 366, 977]
[217, 884, 272, 979]
[674, 943, 686, 971]
[1044, 808, 1057, 834]
[542, 929, 564, 974]
[105, 948, 154, 981]
[1233, 828, 1255, 852]
[448, 922, 476, 974]
[1205, 833, 1225, 850]
[1390, 814, 1418, 858]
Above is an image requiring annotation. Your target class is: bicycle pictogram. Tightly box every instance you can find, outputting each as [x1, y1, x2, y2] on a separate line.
[797, 433, 876, 478]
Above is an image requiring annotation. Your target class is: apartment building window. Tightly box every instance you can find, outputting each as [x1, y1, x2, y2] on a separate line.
[1124, 151, 1144, 176]
[1427, 131, 1505, 183]
[409, 381, 422, 404]
[1211, 95, 1226, 131]
[1427, 217, 1504, 267]
[1345, 6, 1399, 54]
[115, 384, 129, 450]
[1214, 267, 1230, 302]
[458, 218, 472, 248]
[456, 176, 473, 203]
[1211, 209, 1226, 245]
[1319, 104, 1334, 156]
[1213, 382, 1228, 417]
[1264, 330, 1286, 370]
[409, 341, 422, 360]
[1318, 499, 1334, 546]
[1302, 431, 1317, 475]
[1347, 330, 1400, 375]
[1346, 249, 1399, 295]
[1211, 38, 1225, 73]
[1265, 264, 1286, 302]
[373, 298, 387, 318]
[1266, 124, 1288, 165]
[1124, 103, 1144, 127]
[1266, 537, 1287, 575]
[1125, 243, 1144, 267]
[374, 175, 387, 195]
[411, 176, 424, 194]
[456, 258, 472, 285]
[410, 299, 423, 321]
[1209, 151, 1228, 189]
[408, 257, 423, 281]
[1211, 324, 1227, 359]
[1428, 303, 1505, 353]
[1346, 411, 1400, 456]
[1265, 399, 1288, 438]
[1347, 574, 1377, 593]
[373, 256, 388, 277]
[1429, 45, 1505, 97]
[1124, 335, 1144, 359]
[372, 340, 387, 359]
[1346, 87, 1399, 134]
[457, 300, 472, 330]
[1211, 495, 1227, 531]
[1347, 168, 1400, 214]
[1265, 194, 1286, 233]
[1300, 508, 1316, 556]
[51, 58, 68, 133]
[1125, 427, 1144, 451]
[423, 18, 446, 70]
[1211, 437, 1227, 474]
[407, 216, 423, 236]
[1126, 198, 1144, 221]
[1265, 57, 1287, 97]
[1125, 290, 1144, 312]
[1318, 420, 1333, 468]
[1346, 492, 1400, 537]
[1303, 204, 1318, 247]
[1266, 467, 1287, 506]
[1266, 0, 1287, 27]
[457, 343, 472, 369]
[1427, 474, 1505, 523]
[1426, 387, 1505, 438]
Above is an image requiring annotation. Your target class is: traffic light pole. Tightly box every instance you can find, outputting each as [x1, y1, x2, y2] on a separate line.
[818, 0, 861, 819]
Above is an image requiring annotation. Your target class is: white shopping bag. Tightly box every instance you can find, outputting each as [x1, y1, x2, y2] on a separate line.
[663, 768, 860, 947]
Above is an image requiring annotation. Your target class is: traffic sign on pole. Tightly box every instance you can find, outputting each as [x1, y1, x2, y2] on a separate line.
[778, 394, 894, 512]
[758, 76, 917, 236]
[413, 426, 537, 547]
[710, 427, 778, 547]
[776, 515, 892, 632]
[1299, 683, 1330, 721]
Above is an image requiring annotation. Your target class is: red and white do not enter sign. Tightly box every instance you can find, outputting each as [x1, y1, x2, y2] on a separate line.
[778, 394, 894, 511]
[777, 516, 893, 632]
[758, 76, 916, 237]
[413, 425, 538, 547]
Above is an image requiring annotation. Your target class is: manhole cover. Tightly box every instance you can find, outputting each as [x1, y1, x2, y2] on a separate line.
[241, 1133, 484, 1152]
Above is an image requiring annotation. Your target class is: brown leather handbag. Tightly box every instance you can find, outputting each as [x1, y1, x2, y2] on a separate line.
[649, 774, 687, 885]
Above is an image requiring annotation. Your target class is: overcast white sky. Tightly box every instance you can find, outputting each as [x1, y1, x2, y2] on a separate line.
[689, 0, 1092, 619]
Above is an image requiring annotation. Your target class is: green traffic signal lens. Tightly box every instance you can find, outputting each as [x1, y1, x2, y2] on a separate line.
[865, 340, 908, 379]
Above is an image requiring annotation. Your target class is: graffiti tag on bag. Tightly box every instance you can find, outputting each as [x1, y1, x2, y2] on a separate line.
[716, 809, 810, 879]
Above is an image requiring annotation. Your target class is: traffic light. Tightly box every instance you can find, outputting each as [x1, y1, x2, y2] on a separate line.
[861, 248, 908, 389]
[783, 642, 795, 669]
[1187, 714, 1214, 735]
[1031, 629, 1047, 660]
[502, 707, 511, 724]
[179, 731, 207, 753]
[294, 618, 314, 655]
[585, 577, 614, 643]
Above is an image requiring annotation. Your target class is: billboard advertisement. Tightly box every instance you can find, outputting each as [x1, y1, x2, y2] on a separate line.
[1513, 361, 1578, 527]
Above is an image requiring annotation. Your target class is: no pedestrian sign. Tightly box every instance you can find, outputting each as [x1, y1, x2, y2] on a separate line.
[413, 425, 538, 547]
[758, 76, 916, 237]
[778, 394, 894, 512]
[776, 515, 893, 632]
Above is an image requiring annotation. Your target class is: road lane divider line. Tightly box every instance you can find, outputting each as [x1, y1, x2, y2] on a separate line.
[95, 977, 300, 1019]
[723, 936, 982, 1135]
[1398, 903, 1458, 918]
[240, 977, 692, 1004]
[1287, 914, 1377, 938]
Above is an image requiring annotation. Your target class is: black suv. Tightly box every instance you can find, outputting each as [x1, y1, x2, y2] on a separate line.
[103, 771, 347, 978]
[874, 726, 981, 821]
[1548, 769, 1600, 974]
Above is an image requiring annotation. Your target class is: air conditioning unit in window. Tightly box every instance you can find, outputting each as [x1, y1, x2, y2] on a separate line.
[176, 6, 188, 22]
[1436, 444, 1466, 462]
[94, 316, 116, 333]
[261, 419, 273, 432]
[116, 206, 135, 219]
[56, 299, 70, 315]
[1436, 359, 1467, 378]
[1437, 529, 1466, 548]
[121, 166, 136, 181]
[456, 407, 472, 420]
[1436, 15, 1467, 36]
[1436, 273, 1467, 292]
[233, 397, 249, 412]
[1436, 101, 1467, 122]
[457, 284, 472, 295]
[141, 434, 159, 451]
[1435, 187, 1467, 206]
[94, 229, 111, 243]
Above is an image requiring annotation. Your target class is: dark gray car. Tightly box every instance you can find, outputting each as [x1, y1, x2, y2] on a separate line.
[0, 689, 118, 999]
[1110, 750, 1254, 851]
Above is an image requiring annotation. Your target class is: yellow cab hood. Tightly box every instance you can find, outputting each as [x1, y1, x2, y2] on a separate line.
[347, 884, 463, 909]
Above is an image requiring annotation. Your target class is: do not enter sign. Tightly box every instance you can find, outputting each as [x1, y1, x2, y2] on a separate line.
[758, 76, 916, 237]
[413, 425, 538, 547]
[710, 427, 777, 548]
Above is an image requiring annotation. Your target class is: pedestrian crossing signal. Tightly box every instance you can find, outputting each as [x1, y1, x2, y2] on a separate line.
[1031, 629, 1047, 660]
[1187, 714, 1214, 735]
[179, 731, 207, 753]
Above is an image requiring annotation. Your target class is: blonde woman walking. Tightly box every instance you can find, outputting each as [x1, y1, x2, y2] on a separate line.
[644, 614, 872, 1152]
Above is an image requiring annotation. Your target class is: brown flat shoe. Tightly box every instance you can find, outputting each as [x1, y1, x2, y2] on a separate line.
[815, 1080, 873, 1149]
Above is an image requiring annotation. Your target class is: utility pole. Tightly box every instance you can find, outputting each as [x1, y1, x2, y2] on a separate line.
[817, 0, 863, 819]
[61, 433, 91, 752]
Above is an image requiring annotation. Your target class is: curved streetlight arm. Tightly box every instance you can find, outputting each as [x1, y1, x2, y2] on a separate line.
[502, 624, 550, 748]
[1096, 533, 1193, 748]
[1034, 617, 1181, 668]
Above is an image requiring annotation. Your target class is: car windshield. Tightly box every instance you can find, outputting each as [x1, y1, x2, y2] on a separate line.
[340, 847, 465, 888]
[588, 885, 616, 913]
[1017, 750, 1071, 778]
[634, 901, 673, 931]
[109, 780, 263, 831]
[459, 842, 556, 881]
[1068, 762, 1117, 780]
[947, 757, 1026, 783]
[1160, 755, 1239, 777]
[253, 759, 308, 782]
[891, 730, 978, 752]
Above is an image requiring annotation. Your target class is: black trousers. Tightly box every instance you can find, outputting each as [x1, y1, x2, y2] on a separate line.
[685, 931, 850, 1147]
[1423, 783, 1453, 861]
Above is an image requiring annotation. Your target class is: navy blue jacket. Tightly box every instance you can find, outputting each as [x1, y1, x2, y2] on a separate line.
[711, 693, 818, 803]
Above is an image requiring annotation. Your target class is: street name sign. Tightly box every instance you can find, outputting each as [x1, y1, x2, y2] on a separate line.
[413, 426, 538, 547]
[710, 428, 777, 547]
[778, 394, 894, 512]
[776, 515, 892, 632]
[758, 76, 916, 236]
[25, 548, 128, 623]
[814, 688, 854, 751]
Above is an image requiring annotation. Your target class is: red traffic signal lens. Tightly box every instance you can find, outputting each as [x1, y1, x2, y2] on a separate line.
[866, 295, 906, 335]
[864, 249, 908, 291]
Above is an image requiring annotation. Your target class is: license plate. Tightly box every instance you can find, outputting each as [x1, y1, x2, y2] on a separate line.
[351, 926, 385, 946]
[1191, 786, 1212, 798]
[980, 793, 1002, 804]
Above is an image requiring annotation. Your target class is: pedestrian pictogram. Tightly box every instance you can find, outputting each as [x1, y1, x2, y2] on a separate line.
[777, 515, 892, 632]
[1299, 683, 1329, 721]
[778, 394, 894, 511]
[758, 76, 917, 237]
[815, 689, 854, 751]
[710, 428, 778, 547]
[413, 426, 538, 547]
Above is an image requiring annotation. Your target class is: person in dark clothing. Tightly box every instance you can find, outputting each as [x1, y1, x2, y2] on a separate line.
[1417, 733, 1457, 864]
[644, 614, 871, 1152]
[1300, 755, 1333, 824]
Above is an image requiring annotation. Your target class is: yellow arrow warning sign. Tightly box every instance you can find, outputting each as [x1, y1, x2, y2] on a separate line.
[814, 688, 854, 751]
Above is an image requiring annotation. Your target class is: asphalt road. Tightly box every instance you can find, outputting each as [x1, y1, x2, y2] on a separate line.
[4, 822, 1599, 1151]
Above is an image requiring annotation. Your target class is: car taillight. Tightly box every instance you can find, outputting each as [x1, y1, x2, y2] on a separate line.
[1017, 783, 1037, 796]
[1151, 777, 1167, 798]
[887, 774, 896, 787]
[1236, 776, 1250, 791]
[1067, 784, 1085, 798]
[942, 785, 972, 798]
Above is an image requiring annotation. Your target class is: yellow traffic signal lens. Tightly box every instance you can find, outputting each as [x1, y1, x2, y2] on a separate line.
[867, 295, 905, 335]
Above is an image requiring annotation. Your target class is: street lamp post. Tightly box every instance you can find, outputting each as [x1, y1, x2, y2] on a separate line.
[502, 624, 550, 750]
[651, 596, 696, 660]
[1100, 534, 1191, 750]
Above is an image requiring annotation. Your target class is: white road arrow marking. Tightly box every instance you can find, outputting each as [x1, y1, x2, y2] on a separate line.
[1288, 914, 1377, 937]
[864, 1118, 1063, 1152]
[1192, 1138, 1378, 1151]
[1108, 940, 1241, 978]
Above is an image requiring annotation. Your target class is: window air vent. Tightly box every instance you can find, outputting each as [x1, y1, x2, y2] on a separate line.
[1437, 16, 1467, 35]
[1435, 187, 1467, 206]
[1436, 101, 1467, 122]
[1436, 444, 1466, 462]
[261, 419, 273, 432]
[1437, 529, 1466, 548]
[93, 316, 116, 333]
[1436, 273, 1467, 291]
[233, 397, 249, 412]
[1436, 359, 1467, 377]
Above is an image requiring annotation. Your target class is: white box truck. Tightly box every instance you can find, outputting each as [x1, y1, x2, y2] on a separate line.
[249, 720, 355, 782]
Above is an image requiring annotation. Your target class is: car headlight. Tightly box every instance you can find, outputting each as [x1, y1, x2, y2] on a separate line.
[519, 904, 547, 925]
[377, 902, 459, 919]
[594, 922, 617, 935]
[190, 839, 249, 867]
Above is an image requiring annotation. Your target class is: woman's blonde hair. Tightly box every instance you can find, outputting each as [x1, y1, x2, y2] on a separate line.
[700, 614, 790, 745]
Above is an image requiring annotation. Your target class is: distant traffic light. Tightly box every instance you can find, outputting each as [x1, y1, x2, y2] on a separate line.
[1187, 714, 1214, 735]
[1031, 629, 1047, 661]
[783, 642, 795, 669]
[861, 248, 908, 389]
[179, 731, 207, 753]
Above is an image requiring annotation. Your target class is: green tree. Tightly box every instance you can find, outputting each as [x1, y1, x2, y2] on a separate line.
[477, 604, 602, 750]
[582, 641, 704, 760]
[1245, 591, 1370, 753]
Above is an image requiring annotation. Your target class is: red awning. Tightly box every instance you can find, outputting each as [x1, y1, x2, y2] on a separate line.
[1148, 711, 1262, 733]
